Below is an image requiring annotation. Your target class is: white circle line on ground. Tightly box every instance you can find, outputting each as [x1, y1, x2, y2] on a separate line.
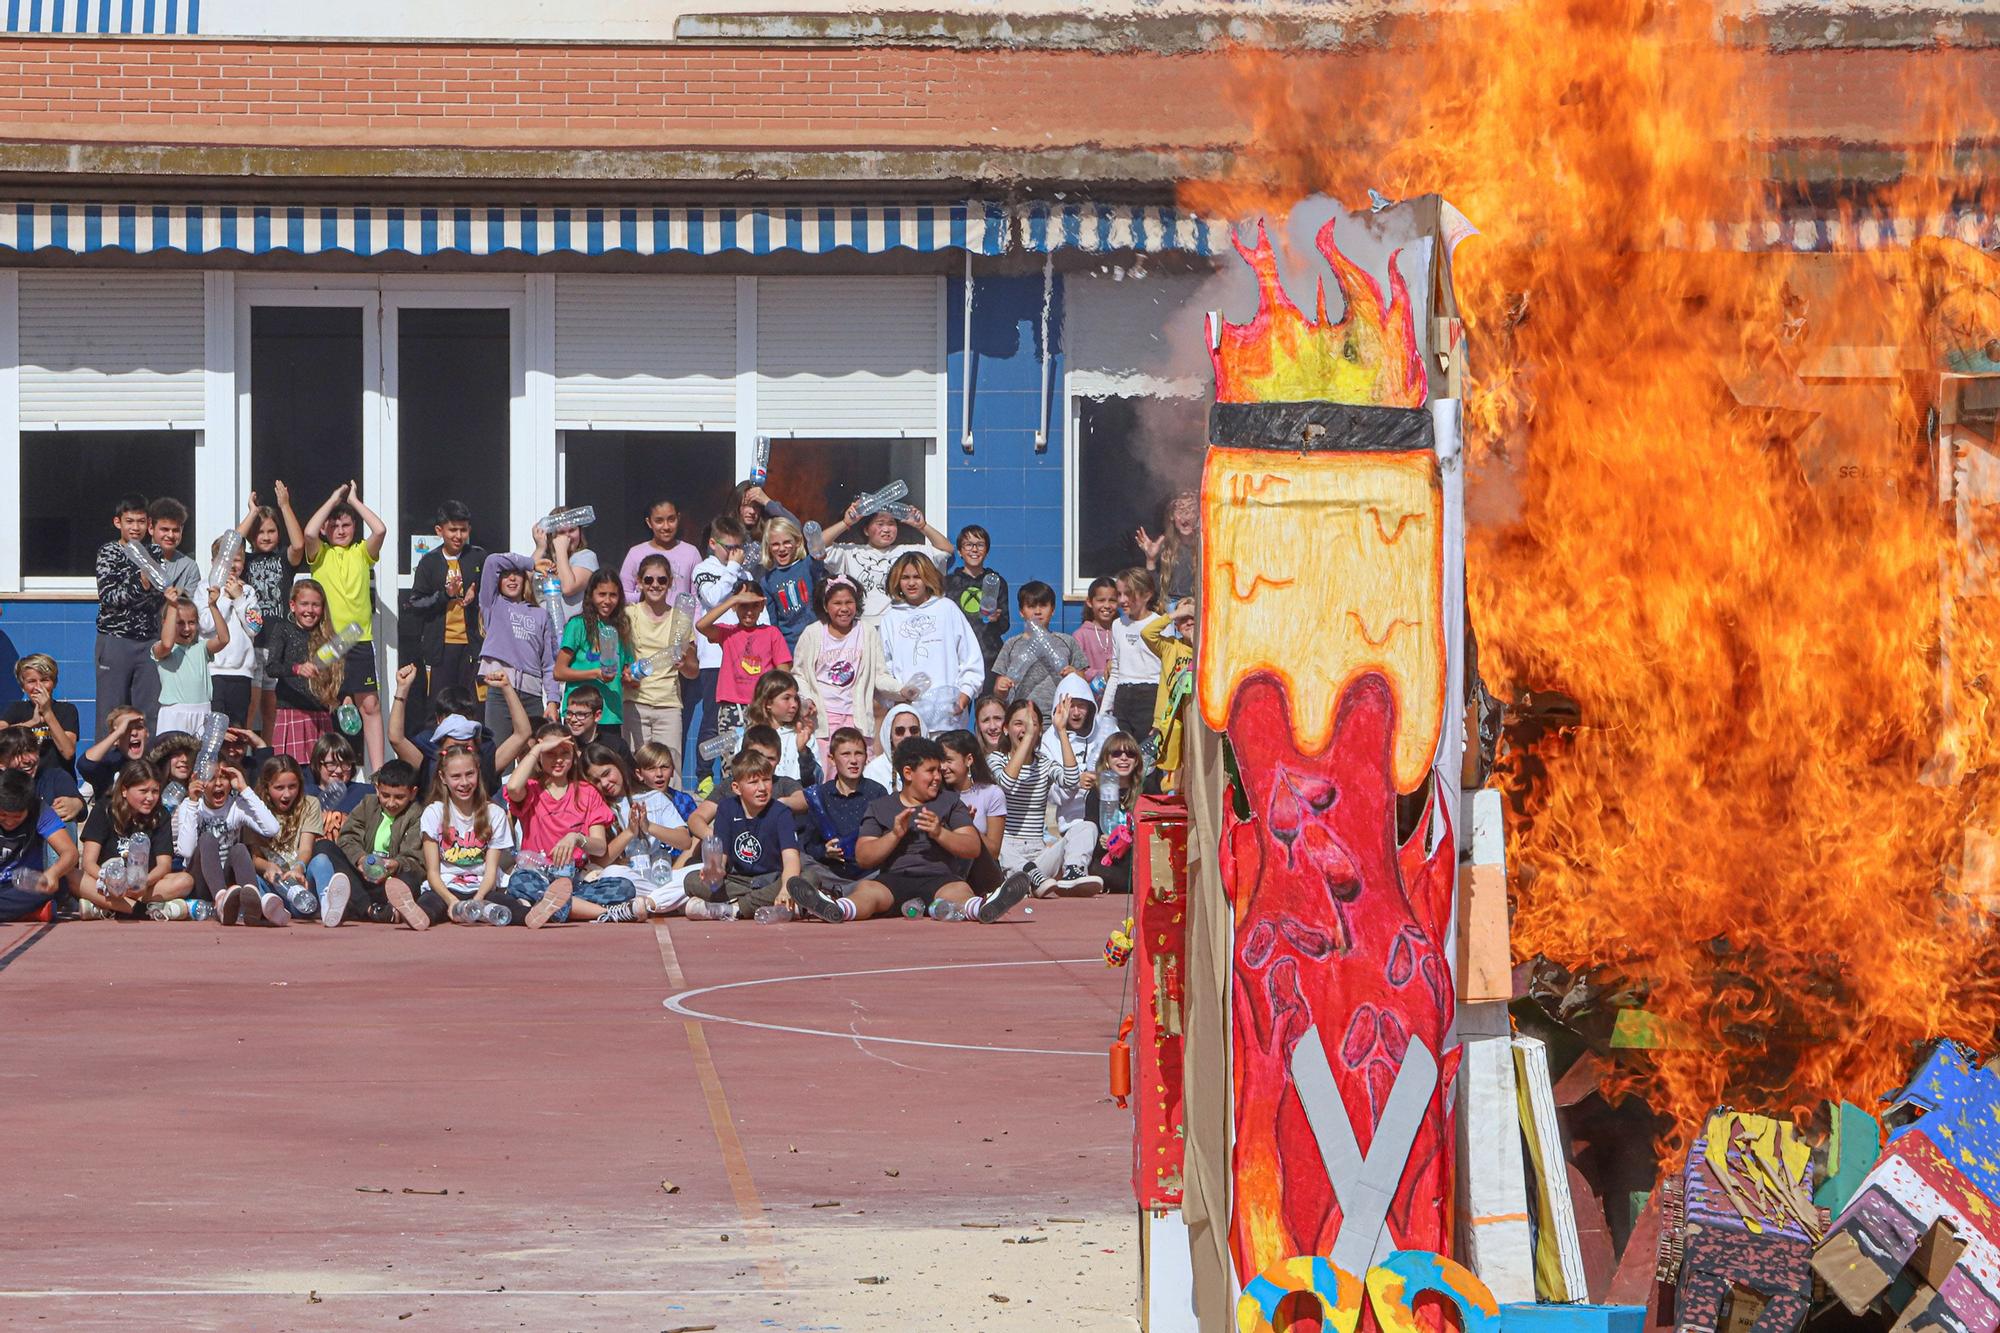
[663, 956, 1104, 1057]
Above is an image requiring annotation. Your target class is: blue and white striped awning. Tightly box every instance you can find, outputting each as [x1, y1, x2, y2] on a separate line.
[0, 201, 1010, 257]
[4, 0, 195, 33]
[1016, 201, 1228, 255]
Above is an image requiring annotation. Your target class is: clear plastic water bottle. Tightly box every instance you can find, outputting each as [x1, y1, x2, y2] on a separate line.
[596, 623, 621, 680]
[194, 712, 229, 779]
[161, 780, 187, 813]
[804, 521, 826, 560]
[543, 505, 597, 532]
[319, 778, 348, 812]
[852, 479, 909, 519]
[742, 540, 764, 577]
[697, 733, 733, 763]
[750, 434, 772, 486]
[206, 530, 245, 589]
[147, 899, 186, 921]
[125, 833, 152, 891]
[285, 884, 319, 919]
[700, 834, 727, 888]
[904, 672, 931, 700]
[481, 899, 513, 926]
[335, 700, 363, 735]
[1098, 773, 1123, 835]
[513, 849, 551, 875]
[901, 898, 927, 919]
[979, 571, 1002, 617]
[361, 852, 391, 883]
[753, 903, 792, 925]
[120, 540, 169, 586]
[189, 898, 214, 921]
[100, 856, 127, 889]
[884, 502, 920, 525]
[928, 898, 965, 922]
[537, 572, 568, 628]
[315, 621, 366, 666]
[448, 899, 486, 925]
[1026, 621, 1070, 675]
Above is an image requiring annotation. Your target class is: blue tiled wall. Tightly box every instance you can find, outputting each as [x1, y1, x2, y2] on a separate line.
[0, 600, 100, 740]
[947, 272, 1084, 631]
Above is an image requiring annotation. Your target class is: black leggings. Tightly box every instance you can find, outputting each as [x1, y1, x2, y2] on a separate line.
[1112, 684, 1158, 741]
[191, 832, 257, 900]
[416, 884, 536, 927]
[311, 838, 390, 921]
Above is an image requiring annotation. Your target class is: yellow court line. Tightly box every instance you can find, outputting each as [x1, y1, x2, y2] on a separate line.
[654, 922, 787, 1290]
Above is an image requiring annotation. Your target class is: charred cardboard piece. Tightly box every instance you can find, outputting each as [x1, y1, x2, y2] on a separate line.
[1665, 1112, 1819, 1333]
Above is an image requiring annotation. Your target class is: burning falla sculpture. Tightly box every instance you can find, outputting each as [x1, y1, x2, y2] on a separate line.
[1202, 201, 1468, 1284]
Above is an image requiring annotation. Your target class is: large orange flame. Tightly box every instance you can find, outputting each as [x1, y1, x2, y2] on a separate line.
[1212, 216, 1428, 406]
[1187, 0, 2000, 1158]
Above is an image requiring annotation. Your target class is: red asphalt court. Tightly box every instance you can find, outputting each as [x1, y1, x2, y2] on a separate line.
[0, 897, 1139, 1332]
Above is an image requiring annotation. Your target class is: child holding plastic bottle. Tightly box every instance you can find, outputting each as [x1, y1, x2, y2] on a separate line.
[576, 745, 660, 923]
[1139, 597, 1197, 791]
[504, 725, 642, 926]
[1103, 567, 1164, 744]
[678, 747, 811, 922]
[698, 585, 793, 745]
[0, 770, 75, 924]
[797, 726, 886, 894]
[263, 579, 342, 763]
[318, 757, 419, 926]
[476, 554, 562, 747]
[879, 553, 984, 734]
[297, 481, 389, 768]
[791, 576, 904, 770]
[943, 524, 1010, 693]
[1075, 576, 1121, 697]
[818, 495, 951, 627]
[988, 696, 1100, 897]
[248, 755, 343, 924]
[598, 741, 696, 916]
[239, 483, 306, 737]
[623, 553, 699, 752]
[744, 670, 820, 784]
[991, 581, 1087, 718]
[173, 763, 282, 926]
[75, 759, 192, 919]
[687, 514, 750, 790]
[1083, 732, 1144, 894]
[151, 585, 231, 738]
[398, 747, 526, 930]
[756, 515, 825, 651]
[555, 569, 635, 730]
[200, 532, 261, 727]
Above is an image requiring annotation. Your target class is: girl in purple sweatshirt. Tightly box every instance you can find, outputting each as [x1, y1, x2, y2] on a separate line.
[478, 554, 560, 747]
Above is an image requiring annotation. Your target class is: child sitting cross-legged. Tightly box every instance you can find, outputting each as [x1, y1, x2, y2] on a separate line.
[75, 759, 194, 919]
[248, 755, 347, 925]
[796, 726, 885, 894]
[785, 736, 1032, 925]
[617, 740, 697, 916]
[575, 744, 663, 924]
[504, 724, 643, 926]
[679, 747, 813, 922]
[393, 747, 533, 930]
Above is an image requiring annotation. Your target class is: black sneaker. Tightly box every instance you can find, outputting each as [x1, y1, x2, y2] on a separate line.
[365, 901, 398, 925]
[976, 871, 1033, 924]
[786, 875, 843, 924]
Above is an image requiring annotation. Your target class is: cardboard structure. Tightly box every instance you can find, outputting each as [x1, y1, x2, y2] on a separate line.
[1662, 1112, 1820, 1333]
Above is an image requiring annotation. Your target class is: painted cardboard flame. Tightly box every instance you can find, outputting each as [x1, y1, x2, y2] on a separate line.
[1211, 216, 1428, 407]
[1199, 446, 1445, 790]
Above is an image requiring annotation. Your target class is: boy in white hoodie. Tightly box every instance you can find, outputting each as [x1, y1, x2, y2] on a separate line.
[879, 554, 984, 734]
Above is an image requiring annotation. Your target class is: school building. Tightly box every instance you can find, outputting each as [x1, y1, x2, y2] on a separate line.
[0, 1, 1990, 738]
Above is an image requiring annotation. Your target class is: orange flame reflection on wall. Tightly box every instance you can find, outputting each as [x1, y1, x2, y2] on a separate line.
[1211, 216, 1428, 407]
[1187, 0, 2000, 1158]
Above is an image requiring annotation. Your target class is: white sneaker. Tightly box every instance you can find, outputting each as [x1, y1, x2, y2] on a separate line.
[259, 891, 291, 926]
[320, 873, 351, 928]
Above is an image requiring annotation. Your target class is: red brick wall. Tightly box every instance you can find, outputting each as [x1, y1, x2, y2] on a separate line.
[0, 39, 1988, 154]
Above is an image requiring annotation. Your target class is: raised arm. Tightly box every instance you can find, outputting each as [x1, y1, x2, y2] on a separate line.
[346, 481, 389, 560]
[299, 483, 348, 564]
[201, 586, 231, 655]
[388, 664, 424, 768]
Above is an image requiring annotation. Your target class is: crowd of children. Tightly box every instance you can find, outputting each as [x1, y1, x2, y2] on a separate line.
[0, 478, 1198, 930]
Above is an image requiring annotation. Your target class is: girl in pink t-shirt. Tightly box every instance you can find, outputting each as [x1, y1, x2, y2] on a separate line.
[501, 724, 645, 926]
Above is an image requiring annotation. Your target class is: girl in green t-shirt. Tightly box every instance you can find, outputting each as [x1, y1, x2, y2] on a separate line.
[555, 570, 635, 726]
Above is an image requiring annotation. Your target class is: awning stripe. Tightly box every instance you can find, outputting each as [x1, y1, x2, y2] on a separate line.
[0, 201, 1011, 256]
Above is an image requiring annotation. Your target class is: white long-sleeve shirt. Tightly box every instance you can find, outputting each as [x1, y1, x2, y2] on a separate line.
[1102, 616, 1162, 718]
[879, 594, 985, 732]
[173, 789, 280, 858]
[199, 587, 261, 677]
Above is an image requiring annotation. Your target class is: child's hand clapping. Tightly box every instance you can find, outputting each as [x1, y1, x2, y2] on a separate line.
[396, 663, 419, 690]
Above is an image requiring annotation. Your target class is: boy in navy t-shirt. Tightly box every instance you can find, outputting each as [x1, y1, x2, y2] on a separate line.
[788, 736, 1029, 925]
[800, 726, 884, 889]
[0, 770, 78, 921]
[682, 748, 808, 920]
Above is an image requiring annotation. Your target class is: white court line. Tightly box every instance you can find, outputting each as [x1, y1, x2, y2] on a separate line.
[662, 956, 1102, 1057]
[0, 1280, 836, 1288]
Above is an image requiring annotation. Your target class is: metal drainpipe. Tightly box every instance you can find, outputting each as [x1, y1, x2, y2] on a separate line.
[1035, 251, 1053, 452]
[961, 249, 975, 454]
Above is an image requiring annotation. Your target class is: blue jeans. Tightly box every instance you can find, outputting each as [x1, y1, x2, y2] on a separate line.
[505, 866, 573, 923]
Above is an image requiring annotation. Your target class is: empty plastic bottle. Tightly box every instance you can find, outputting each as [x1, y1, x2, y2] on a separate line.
[335, 700, 363, 735]
[596, 623, 622, 679]
[699, 834, 727, 888]
[697, 730, 741, 763]
[284, 883, 319, 919]
[903, 672, 932, 700]
[901, 899, 927, 919]
[360, 853, 391, 883]
[161, 780, 187, 813]
[148, 898, 195, 921]
[1023, 620, 1068, 674]
[979, 571, 1002, 617]
[120, 540, 169, 587]
[100, 856, 127, 889]
[753, 904, 792, 925]
[884, 502, 921, 525]
[536, 572, 568, 628]
[1098, 773, 1123, 836]
[803, 521, 826, 560]
[852, 479, 909, 519]
[542, 505, 597, 532]
[10, 867, 42, 898]
[1140, 731, 1161, 774]
[750, 435, 772, 486]
[480, 900, 513, 926]
[125, 834, 152, 891]
[638, 595, 699, 678]
[742, 540, 764, 577]
[206, 530, 245, 589]
[448, 899, 489, 925]
[319, 778, 348, 812]
[194, 712, 229, 779]
[315, 621, 366, 666]
[928, 898, 965, 922]
[513, 849, 551, 875]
